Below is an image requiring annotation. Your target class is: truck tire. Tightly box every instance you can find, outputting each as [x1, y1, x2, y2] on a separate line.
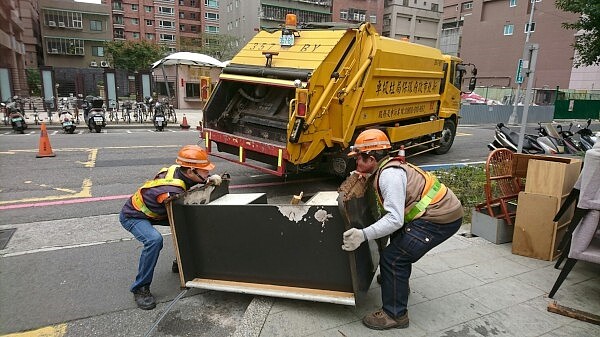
[328, 154, 356, 178]
[434, 119, 456, 154]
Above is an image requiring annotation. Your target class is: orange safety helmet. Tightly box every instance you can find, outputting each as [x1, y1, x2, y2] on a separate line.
[175, 145, 215, 171]
[348, 129, 391, 157]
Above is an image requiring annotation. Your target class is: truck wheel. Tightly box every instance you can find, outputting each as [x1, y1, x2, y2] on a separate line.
[95, 125, 102, 133]
[434, 120, 456, 154]
[328, 155, 356, 178]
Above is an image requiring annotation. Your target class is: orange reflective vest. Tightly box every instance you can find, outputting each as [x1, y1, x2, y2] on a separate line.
[372, 157, 448, 223]
[131, 165, 187, 219]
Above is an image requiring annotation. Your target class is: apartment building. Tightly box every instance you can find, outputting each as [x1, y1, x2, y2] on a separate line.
[1, 0, 40, 98]
[449, 0, 579, 89]
[382, 0, 443, 48]
[39, 0, 112, 68]
[332, 0, 383, 33]
[221, 0, 332, 54]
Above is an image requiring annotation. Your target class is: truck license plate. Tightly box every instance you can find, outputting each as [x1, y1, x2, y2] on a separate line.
[155, 116, 164, 121]
[11, 118, 21, 122]
[63, 121, 72, 126]
[280, 34, 294, 46]
[93, 117, 103, 122]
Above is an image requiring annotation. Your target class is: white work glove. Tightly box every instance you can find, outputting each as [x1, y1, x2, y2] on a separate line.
[342, 228, 366, 251]
[207, 174, 222, 186]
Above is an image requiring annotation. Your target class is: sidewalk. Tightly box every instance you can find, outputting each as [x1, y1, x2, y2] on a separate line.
[234, 225, 600, 337]
[0, 109, 204, 131]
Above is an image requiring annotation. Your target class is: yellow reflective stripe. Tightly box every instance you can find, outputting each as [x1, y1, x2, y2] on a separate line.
[132, 190, 162, 218]
[405, 178, 441, 223]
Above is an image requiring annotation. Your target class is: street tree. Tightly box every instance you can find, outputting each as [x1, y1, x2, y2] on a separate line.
[104, 40, 169, 72]
[555, 0, 600, 67]
[179, 34, 239, 61]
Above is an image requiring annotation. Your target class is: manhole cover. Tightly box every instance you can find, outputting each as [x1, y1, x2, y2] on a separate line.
[0, 228, 16, 250]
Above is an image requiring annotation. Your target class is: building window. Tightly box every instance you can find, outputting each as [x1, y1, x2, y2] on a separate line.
[191, 25, 197, 32]
[205, 25, 219, 33]
[131, 4, 138, 11]
[186, 83, 200, 98]
[90, 20, 102, 31]
[340, 11, 348, 20]
[190, 13, 196, 19]
[180, 12, 185, 19]
[158, 6, 174, 15]
[205, 12, 219, 21]
[146, 19, 153, 26]
[509, 0, 517, 7]
[145, 6, 152, 12]
[370, 15, 377, 24]
[524, 22, 535, 33]
[205, 0, 218, 8]
[179, 0, 184, 5]
[431, 3, 439, 11]
[133, 32, 140, 39]
[160, 20, 175, 28]
[160, 34, 176, 42]
[180, 24, 185, 31]
[92, 46, 104, 57]
[503, 24, 514, 35]
[146, 33, 154, 40]
[462, 2, 473, 10]
[131, 18, 139, 25]
[46, 38, 85, 55]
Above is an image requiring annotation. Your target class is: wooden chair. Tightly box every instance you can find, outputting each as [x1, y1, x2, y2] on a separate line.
[476, 149, 522, 225]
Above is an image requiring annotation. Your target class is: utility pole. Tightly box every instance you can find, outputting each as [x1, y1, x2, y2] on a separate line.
[516, 43, 539, 152]
[508, 0, 537, 125]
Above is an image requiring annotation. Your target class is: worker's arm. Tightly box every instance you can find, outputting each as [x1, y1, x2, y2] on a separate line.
[342, 167, 406, 251]
[363, 167, 407, 240]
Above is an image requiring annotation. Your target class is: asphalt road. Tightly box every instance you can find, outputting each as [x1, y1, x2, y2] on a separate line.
[0, 125, 494, 336]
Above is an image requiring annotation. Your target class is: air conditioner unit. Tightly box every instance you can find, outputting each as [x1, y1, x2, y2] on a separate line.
[90, 61, 98, 67]
[48, 21, 56, 27]
[58, 22, 65, 27]
[100, 60, 110, 68]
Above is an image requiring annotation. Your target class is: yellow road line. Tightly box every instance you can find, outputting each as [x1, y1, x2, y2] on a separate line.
[1, 324, 66, 337]
[0, 178, 92, 205]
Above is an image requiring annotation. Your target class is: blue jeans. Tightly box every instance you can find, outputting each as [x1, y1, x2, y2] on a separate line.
[380, 217, 462, 318]
[120, 212, 164, 292]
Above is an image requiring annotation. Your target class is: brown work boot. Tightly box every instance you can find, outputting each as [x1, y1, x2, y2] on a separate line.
[362, 309, 409, 330]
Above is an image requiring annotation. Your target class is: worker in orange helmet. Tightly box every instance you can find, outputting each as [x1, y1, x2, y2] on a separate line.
[342, 129, 463, 330]
[119, 145, 221, 310]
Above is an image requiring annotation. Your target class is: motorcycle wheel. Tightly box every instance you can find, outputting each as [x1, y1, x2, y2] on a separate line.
[94, 125, 102, 133]
[68, 128, 75, 134]
[434, 119, 456, 154]
[19, 129, 24, 134]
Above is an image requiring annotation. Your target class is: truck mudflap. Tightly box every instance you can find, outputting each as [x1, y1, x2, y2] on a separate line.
[167, 187, 378, 306]
[203, 128, 290, 176]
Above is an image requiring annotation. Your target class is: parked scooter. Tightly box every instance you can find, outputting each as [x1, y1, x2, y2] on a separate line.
[487, 123, 544, 154]
[59, 109, 76, 134]
[152, 99, 167, 131]
[575, 119, 598, 151]
[3, 100, 27, 134]
[556, 122, 585, 154]
[84, 96, 106, 133]
[534, 122, 564, 154]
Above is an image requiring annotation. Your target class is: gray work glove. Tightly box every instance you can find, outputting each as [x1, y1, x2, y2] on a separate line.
[342, 228, 366, 251]
[207, 174, 222, 186]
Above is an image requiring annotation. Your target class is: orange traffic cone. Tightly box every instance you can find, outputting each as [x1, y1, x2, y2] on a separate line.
[36, 123, 56, 158]
[180, 114, 190, 130]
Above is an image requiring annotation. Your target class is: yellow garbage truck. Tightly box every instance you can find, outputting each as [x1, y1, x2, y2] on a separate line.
[202, 15, 476, 176]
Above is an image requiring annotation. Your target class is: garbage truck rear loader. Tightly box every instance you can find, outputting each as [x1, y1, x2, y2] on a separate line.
[203, 17, 474, 176]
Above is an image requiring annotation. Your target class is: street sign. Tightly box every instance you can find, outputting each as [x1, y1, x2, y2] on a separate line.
[515, 59, 524, 84]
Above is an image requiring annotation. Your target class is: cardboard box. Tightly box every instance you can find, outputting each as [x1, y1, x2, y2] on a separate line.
[471, 207, 515, 244]
[512, 154, 581, 181]
[524, 159, 582, 198]
[512, 192, 572, 261]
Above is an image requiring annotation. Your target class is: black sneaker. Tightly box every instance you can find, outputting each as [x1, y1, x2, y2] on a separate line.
[133, 285, 156, 310]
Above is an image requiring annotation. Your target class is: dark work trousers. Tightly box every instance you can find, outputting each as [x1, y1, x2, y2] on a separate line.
[380, 217, 463, 318]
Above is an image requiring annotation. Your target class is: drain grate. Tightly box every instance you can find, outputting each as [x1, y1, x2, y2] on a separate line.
[0, 228, 16, 250]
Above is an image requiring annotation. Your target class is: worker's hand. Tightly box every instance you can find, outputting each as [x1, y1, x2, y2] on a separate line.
[208, 174, 222, 186]
[342, 228, 366, 251]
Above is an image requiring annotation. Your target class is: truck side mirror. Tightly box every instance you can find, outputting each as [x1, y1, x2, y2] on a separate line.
[468, 77, 477, 92]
